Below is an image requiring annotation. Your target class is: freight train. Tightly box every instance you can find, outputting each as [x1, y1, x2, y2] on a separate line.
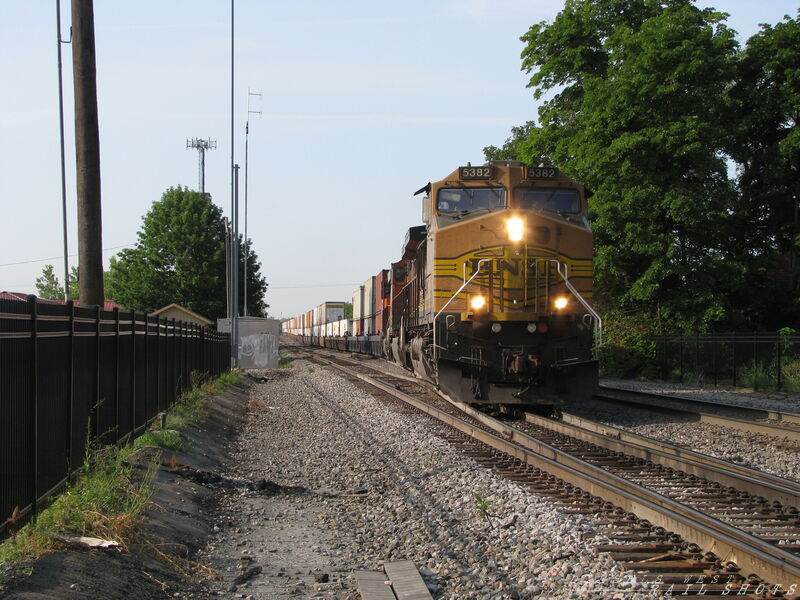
[283, 161, 601, 406]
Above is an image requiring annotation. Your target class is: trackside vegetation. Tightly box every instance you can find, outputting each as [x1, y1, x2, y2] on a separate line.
[485, 1, 799, 343]
[0, 371, 243, 564]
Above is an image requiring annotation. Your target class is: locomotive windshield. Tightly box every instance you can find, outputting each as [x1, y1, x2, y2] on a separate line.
[437, 187, 506, 214]
[514, 187, 580, 213]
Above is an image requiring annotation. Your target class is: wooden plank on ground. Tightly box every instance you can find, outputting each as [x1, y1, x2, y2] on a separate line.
[355, 570, 397, 600]
[383, 561, 433, 600]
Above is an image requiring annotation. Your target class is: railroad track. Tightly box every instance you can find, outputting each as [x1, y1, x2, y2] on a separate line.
[593, 385, 800, 443]
[294, 346, 800, 598]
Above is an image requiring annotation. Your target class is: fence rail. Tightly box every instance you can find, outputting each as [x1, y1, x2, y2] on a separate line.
[652, 332, 800, 390]
[0, 296, 230, 536]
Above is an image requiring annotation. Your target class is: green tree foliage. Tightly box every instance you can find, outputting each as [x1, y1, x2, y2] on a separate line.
[513, 0, 741, 330]
[727, 11, 800, 327]
[483, 121, 540, 162]
[35, 265, 79, 301]
[490, 3, 799, 333]
[35, 264, 65, 300]
[106, 187, 267, 320]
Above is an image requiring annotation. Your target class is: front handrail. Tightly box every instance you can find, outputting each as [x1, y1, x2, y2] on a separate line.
[549, 258, 602, 349]
[432, 259, 491, 365]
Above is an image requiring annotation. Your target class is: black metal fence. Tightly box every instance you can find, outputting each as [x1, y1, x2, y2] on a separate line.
[653, 332, 800, 391]
[0, 296, 230, 536]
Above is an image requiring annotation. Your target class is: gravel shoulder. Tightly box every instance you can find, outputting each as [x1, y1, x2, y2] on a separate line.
[578, 379, 800, 482]
[196, 362, 663, 600]
[602, 377, 800, 414]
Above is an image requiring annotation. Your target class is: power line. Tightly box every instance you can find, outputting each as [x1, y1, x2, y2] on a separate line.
[0, 243, 135, 268]
[270, 283, 358, 290]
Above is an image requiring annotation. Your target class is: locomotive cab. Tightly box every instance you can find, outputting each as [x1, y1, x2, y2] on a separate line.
[421, 161, 600, 406]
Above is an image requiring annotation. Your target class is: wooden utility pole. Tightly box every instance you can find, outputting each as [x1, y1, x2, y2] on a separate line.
[71, 0, 104, 306]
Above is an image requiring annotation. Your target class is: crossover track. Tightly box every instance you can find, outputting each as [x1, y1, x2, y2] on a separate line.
[594, 385, 800, 442]
[297, 347, 800, 598]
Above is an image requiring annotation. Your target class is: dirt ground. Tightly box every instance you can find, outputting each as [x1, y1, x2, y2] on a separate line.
[0, 383, 251, 600]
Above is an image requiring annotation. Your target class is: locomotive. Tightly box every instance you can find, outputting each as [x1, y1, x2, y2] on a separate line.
[284, 161, 601, 406]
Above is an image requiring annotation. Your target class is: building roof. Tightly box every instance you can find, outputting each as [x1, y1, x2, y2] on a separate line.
[150, 303, 213, 326]
[0, 292, 124, 311]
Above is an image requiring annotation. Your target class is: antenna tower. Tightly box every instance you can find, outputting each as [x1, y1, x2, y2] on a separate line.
[186, 138, 217, 194]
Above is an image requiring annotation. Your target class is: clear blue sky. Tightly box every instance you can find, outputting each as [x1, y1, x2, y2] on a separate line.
[1, 1, 796, 319]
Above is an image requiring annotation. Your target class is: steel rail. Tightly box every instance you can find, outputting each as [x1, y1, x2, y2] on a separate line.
[599, 384, 800, 425]
[595, 386, 800, 442]
[553, 410, 800, 505]
[321, 358, 800, 589]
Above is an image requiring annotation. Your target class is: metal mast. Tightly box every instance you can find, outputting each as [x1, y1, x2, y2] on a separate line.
[186, 138, 216, 194]
[243, 89, 261, 317]
[56, 0, 72, 301]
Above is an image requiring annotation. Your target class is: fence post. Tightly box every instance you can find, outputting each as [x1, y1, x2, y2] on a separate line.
[114, 307, 120, 443]
[713, 338, 718, 387]
[143, 312, 149, 429]
[679, 337, 684, 382]
[130, 309, 136, 439]
[172, 318, 177, 405]
[67, 300, 75, 469]
[695, 333, 700, 382]
[777, 334, 782, 390]
[95, 304, 101, 440]
[156, 315, 161, 413]
[28, 295, 38, 520]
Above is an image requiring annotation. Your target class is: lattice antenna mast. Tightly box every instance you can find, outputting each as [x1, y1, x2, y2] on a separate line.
[186, 138, 217, 194]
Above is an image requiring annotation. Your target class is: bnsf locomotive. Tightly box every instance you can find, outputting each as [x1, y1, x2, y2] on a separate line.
[284, 161, 601, 406]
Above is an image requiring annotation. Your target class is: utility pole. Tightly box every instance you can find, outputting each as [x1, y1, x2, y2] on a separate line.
[186, 138, 216, 194]
[243, 89, 261, 317]
[56, 0, 72, 301]
[229, 0, 237, 367]
[71, 0, 104, 307]
[231, 164, 240, 367]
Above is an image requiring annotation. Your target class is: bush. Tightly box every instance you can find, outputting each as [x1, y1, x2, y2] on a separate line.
[597, 312, 659, 379]
[738, 360, 775, 391]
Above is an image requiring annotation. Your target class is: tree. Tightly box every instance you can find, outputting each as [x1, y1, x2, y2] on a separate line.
[106, 187, 267, 320]
[35, 265, 79, 301]
[727, 11, 800, 328]
[516, 0, 740, 331]
[483, 121, 539, 162]
[36, 265, 65, 300]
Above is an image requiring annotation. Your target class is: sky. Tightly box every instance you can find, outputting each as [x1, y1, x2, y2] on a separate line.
[1, 1, 797, 320]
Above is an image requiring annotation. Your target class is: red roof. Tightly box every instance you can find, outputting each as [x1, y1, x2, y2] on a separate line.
[0, 291, 124, 311]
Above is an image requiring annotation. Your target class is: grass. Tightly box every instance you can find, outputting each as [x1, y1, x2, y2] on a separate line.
[0, 441, 156, 563]
[278, 350, 294, 369]
[0, 370, 243, 565]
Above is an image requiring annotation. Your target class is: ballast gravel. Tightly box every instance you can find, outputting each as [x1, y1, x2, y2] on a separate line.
[565, 379, 800, 483]
[196, 364, 664, 599]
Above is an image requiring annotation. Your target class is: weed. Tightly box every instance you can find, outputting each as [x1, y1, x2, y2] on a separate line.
[0, 443, 158, 562]
[307, 366, 315, 373]
[780, 359, 800, 393]
[473, 492, 495, 529]
[134, 430, 186, 452]
[739, 360, 775, 391]
[0, 370, 242, 565]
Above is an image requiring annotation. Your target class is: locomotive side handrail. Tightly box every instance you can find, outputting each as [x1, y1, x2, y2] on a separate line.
[432, 258, 492, 365]
[549, 258, 603, 349]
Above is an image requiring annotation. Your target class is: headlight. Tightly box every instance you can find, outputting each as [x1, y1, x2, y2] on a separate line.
[526, 322, 537, 333]
[470, 295, 486, 310]
[506, 217, 524, 243]
[491, 323, 502, 333]
[554, 296, 568, 310]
